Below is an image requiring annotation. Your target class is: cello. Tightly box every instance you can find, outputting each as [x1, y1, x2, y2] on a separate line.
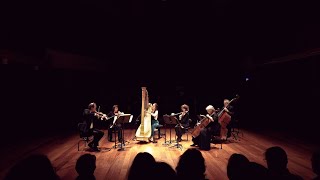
[218, 95, 239, 139]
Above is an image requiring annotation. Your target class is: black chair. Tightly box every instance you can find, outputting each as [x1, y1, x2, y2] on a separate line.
[77, 123, 92, 151]
[154, 124, 164, 139]
[211, 133, 223, 149]
[230, 119, 244, 141]
[183, 119, 193, 141]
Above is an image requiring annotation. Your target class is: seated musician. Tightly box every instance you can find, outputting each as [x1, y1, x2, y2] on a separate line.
[175, 104, 190, 142]
[107, 105, 124, 142]
[191, 105, 219, 150]
[149, 103, 159, 143]
[83, 102, 105, 151]
[223, 99, 234, 138]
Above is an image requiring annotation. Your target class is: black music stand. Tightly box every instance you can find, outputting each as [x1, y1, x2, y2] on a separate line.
[168, 115, 183, 150]
[113, 114, 133, 151]
[162, 115, 175, 146]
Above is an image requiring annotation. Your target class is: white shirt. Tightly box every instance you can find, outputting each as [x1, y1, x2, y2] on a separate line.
[151, 110, 159, 120]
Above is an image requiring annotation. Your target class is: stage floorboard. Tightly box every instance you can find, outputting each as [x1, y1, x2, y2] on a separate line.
[0, 129, 316, 180]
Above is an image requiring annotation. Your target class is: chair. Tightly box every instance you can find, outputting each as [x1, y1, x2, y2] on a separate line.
[230, 119, 244, 140]
[154, 124, 164, 139]
[211, 136, 223, 149]
[183, 127, 191, 141]
[183, 119, 193, 141]
[77, 123, 92, 151]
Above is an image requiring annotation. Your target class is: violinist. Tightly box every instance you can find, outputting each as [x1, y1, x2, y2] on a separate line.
[223, 99, 234, 138]
[191, 105, 219, 150]
[174, 104, 190, 142]
[107, 105, 124, 142]
[83, 102, 105, 151]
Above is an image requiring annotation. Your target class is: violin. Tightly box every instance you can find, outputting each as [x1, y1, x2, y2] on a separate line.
[94, 111, 109, 120]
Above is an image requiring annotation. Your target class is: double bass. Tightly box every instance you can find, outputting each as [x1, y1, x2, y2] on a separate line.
[218, 95, 239, 139]
[135, 87, 152, 142]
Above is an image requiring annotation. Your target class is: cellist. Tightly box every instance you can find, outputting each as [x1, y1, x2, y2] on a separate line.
[191, 105, 219, 151]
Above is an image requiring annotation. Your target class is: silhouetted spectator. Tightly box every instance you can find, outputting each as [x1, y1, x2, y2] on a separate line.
[312, 150, 320, 180]
[176, 149, 206, 180]
[265, 146, 303, 180]
[4, 154, 59, 180]
[75, 154, 96, 180]
[245, 162, 268, 180]
[153, 162, 177, 180]
[227, 153, 249, 180]
[128, 152, 156, 180]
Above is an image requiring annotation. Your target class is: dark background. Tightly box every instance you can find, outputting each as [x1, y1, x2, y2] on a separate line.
[0, 0, 319, 144]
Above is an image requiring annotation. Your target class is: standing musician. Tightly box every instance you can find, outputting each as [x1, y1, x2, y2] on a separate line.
[191, 105, 219, 150]
[107, 105, 124, 142]
[222, 99, 234, 138]
[149, 103, 159, 143]
[83, 102, 105, 151]
[175, 104, 190, 142]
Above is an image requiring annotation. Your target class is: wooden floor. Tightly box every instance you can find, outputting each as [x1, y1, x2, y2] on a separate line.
[0, 129, 317, 180]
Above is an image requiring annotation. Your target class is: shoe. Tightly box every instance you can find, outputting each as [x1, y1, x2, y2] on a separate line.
[152, 140, 158, 143]
[190, 144, 197, 147]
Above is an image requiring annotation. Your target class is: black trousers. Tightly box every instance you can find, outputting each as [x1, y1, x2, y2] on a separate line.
[89, 129, 104, 147]
[175, 124, 188, 140]
[192, 126, 213, 150]
[108, 124, 122, 141]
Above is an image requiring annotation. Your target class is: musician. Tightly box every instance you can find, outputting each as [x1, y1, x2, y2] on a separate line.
[107, 105, 124, 142]
[191, 105, 219, 150]
[83, 102, 105, 151]
[149, 103, 159, 143]
[223, 99, 234, 138]
[175, 104, 190, 142]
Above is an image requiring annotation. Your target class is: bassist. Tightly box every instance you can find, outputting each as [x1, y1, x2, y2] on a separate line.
[222, 99, 234, 138]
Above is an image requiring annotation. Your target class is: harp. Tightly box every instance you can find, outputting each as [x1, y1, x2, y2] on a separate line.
[135, 87, 152, 141]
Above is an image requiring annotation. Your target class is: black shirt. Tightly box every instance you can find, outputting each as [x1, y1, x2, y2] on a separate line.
[180, 112, 190, 127]
[83, 109, 97, 130]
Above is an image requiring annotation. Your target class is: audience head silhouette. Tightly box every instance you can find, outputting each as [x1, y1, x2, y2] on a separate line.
[265, 146, 288, 171]
[75, 154, 96, 180]
[5, 154, 59, 180]
[312, 150, 320, 178]
[176, 148, 206, 180]
[245, 162, 268, 180]
[128, 152, 156, 180]
[227, 153, 250, 180]
[153, 162, 177, 180]
[265, 146, 302, 180]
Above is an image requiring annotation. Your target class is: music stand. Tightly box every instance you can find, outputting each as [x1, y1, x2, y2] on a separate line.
[167, 115, 184, 150]
[114, 114, 133, 151]
[162, 115, 175, 146]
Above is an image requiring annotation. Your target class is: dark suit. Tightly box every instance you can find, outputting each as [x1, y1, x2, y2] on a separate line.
[175, 112, 190, 141]
[83, 109, 104, 147]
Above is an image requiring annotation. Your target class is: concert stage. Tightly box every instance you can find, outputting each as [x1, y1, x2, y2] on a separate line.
[0, 128, 315, 180]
